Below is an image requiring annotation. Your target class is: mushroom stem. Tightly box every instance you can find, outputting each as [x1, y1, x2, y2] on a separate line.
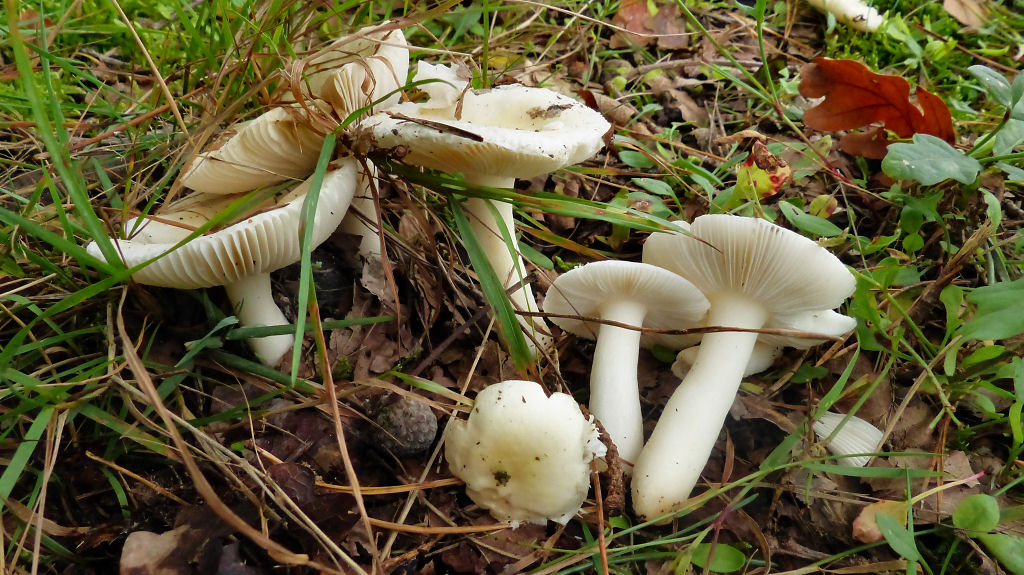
[223, 273, 294, 366]
[632, 293, 768, 522]
[462, 175, 551, 352]
[590, 299, 648, 471]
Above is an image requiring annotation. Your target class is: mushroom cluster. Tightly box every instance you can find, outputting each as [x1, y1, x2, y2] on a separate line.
[631, 214, 857, 521]
[364, 61, 611, 352]
[86, 24, 410, 365]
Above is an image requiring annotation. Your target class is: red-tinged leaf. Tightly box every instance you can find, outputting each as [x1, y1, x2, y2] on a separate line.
[799, 58, 955, 159]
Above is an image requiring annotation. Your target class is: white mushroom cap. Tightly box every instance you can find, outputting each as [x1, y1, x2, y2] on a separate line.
[643, 215, 856, 314]
[93, 161, 362, 288]
[87, 159, 365, 365]
[673, 341, 781, 379]
[813, 411, 884, 467]
[670, 308, 856, 378]
[543, 261, 709, 469]
[804, 0, 885, 32]
[364, 64, 610, 180]
[303, 24, 409, 120]
[632, 215, 856, 521]
[544, 260, 710, 348]
[445, 380, 606, 526]
[180, 106, 327, 195]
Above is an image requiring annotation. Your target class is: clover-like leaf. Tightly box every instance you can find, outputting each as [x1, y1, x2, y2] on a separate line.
[882, 134, 981, 185]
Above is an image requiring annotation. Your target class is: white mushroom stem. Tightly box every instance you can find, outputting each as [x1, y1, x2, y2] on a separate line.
[632, 293, 769, 522]
[589, 299, 647, 470]
[462, 174, 551, 352]
[223, 272, 294, 366]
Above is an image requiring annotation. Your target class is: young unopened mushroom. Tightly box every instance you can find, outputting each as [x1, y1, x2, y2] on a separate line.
[364, 62, 611, 352]
[813, 411, 884, 467]
[631, 214, 856, 521]
[445, 379, 606, 526]
[86, 159, 365, 365]
[542, 260, 709, 470]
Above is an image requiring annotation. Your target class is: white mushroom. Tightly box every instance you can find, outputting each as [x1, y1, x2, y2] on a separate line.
[180, 105, 328, 196]
[672, 342, 782, 380]
[87, 159, 365, 365]
[813, 411, 884, 467]
[632, 214, 857, 521]
[300, 24, 409, 120]
[445, 380, 606, 526]
[364, 62, 611, 352]
[804, 0, 885, 32]
[671, 309, 856, 378]
[542, 261, 709, 470]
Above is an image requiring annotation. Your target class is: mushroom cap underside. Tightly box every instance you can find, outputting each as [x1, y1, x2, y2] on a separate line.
[180, 105, 328, 195]
[643, 214, 857, 316]
[88, 159, 364, 289]
[542, 260, 710, 348]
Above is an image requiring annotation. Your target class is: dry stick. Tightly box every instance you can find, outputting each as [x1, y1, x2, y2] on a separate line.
[108, 0, 193, 148]
[590, 460, 610, 575]
[308, 298, 380, 572]
[114, 294, 355, 574]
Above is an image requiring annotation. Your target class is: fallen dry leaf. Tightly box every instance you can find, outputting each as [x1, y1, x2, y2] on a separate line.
[852, 500, 908, 543]
[611, 0, 688, 50]
[799, 58, 955, 159]
[944, 0, 989, 27]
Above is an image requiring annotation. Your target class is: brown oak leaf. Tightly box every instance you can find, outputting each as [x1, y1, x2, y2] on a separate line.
[799, 57, 955, 159]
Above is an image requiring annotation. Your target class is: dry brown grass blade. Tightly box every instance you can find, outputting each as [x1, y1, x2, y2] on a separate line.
[114, 291, 361, 575]
[308, 297, 381, 571]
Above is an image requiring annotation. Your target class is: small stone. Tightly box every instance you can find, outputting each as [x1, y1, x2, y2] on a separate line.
[371, 395, 438, 456]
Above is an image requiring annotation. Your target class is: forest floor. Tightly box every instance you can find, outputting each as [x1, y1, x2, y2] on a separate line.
[2, 0, 1024, 573]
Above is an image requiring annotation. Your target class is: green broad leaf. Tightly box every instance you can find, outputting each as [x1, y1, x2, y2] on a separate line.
[978, 533, 1024, 575]
[962, 345, 1005, 367]
[882, 134, 981, 185]
[632, 177, 675, 197]
[953, 494, 1001, 532]
[982, 189, 1003, 228]
[959, 278, 1024, 340]
[998, 162, 1024, 182]
[778, 201, 843, 237]
[690, 543, 747, 573]
[619, 150, 655, 169]
[876, 512, 922, 562]
[994, 119, 1024, 157]
[968, 65, 1013, 108]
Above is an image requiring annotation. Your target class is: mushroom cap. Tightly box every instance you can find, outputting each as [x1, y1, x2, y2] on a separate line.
[444, 379, 605, 526]
[761, 309, 857, 348]
[304, 25, 409, 120]
[673, 341, 781, 379]
[643, 215, 856, 316]
[813, 411, 883, 467]
[364, 63, 610, 180]
[542, 260, 709, 348]
[180, 105, 327, 195]
[87, 158, 364, 288]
